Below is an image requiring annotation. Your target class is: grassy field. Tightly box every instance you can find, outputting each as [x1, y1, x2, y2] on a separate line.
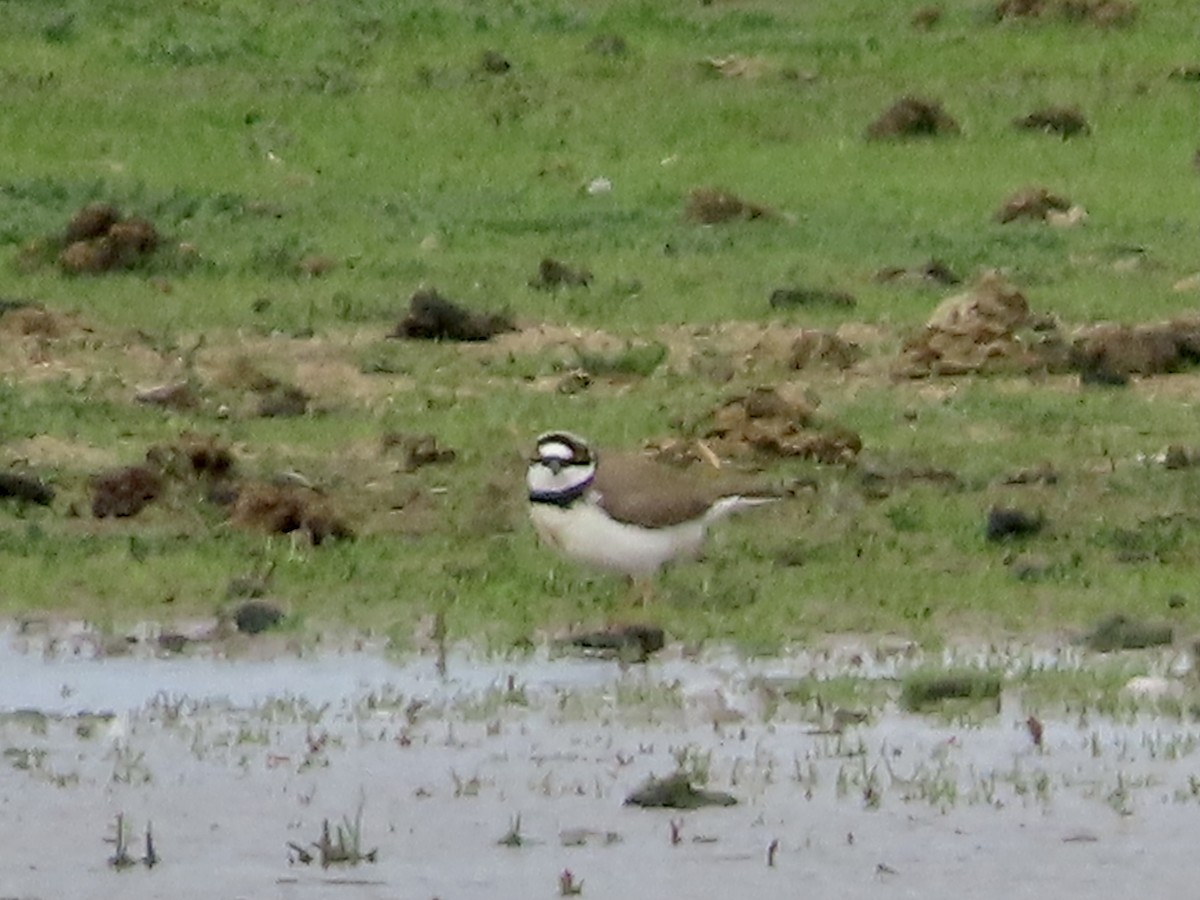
[2, 0, 1200, 651]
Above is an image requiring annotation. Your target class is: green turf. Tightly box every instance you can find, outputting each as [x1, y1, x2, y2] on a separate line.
[2, 0, 1200, 650]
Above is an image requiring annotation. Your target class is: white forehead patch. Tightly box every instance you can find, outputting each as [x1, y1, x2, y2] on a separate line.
[538, 440, 576, 461]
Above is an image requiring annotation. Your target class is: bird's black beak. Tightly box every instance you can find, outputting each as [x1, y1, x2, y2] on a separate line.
[544, 458, 564, 474]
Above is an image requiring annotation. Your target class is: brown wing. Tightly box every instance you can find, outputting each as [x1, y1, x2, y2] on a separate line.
[592, 453, 722, 528]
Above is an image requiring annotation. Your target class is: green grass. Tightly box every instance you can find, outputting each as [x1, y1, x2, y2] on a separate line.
[2, 0, 1200, 649]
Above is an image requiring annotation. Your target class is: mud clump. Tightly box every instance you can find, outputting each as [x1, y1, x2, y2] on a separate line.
[995, 186, 1080, 224]
[479, 49, 512, 74]
[701, 386, 862, 464]
[986, 506, 1045, 541]
[65, 202, 121, 243]
[624, 772, 737, 809]
[91, 466, 164, 518]
[382, 432, 457, 471]
[0, 472, 55, 507]
[563, 624, 665, 663]
[685, 186, 775, 224]
[390, 289, 516, 342]
[1070, 318, 1200, 377]
[55, 203, 161, 275]
[895, 272, 1070, 377]
[865, 96, 960, 139]
[228, 481, 353, 545]
[1014, 106, 1090, 138]
[529, 257, 592, 290]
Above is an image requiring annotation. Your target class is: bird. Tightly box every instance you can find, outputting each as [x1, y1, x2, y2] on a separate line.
[526, 431, 779, 591]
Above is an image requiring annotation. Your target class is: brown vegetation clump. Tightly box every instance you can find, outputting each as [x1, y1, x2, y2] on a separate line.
[228, 482, 353, 545]
[896, 272, 1070, 377]
[994, 186, 1072, 223]
[684, 187, 775, 224]
[865, 96, 960, 139]
[701, 386, 862, 464]
[91, 466, 164, 518]
[1070, 319, 1200, 377]
[56, 204, 162, 275]
[529, 257, 592, 290]
[389, 288, 516, 341]
[1014, 106, 1090, 138]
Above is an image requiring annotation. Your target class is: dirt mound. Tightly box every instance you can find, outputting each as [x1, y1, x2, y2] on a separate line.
[699, 386, 862, 464]
[228, 481, 353, 545]
[866, 96, 959, 139]
[55, 204, 161, 275]
[896, 273, 1070, 377]
[91, 466, 164, 518]
[390, 289, 516, 341]
[1014, 106, 1090, 138]
[788, 330, 862, 370]
[1071, 318, 1200, 377]
[685, 187, 776, 224]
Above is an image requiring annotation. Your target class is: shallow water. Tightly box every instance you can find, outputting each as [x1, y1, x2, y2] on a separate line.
[2, 622, 1197, 899]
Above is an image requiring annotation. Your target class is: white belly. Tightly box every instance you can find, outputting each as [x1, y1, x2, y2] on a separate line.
[529, 502, 707, 577]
